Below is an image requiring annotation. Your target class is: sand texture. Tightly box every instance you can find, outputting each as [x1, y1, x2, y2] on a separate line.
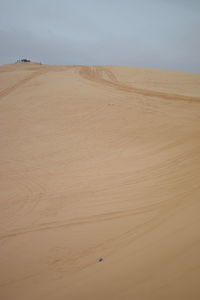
[0, 63, 200, 299]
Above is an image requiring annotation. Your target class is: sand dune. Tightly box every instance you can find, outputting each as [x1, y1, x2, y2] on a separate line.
[0, 62, 200, 300]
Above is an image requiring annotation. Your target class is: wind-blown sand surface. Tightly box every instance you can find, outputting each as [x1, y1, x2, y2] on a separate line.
[0, 62, 200, 300]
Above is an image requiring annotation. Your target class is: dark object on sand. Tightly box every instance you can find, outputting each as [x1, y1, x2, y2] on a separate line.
[98, 258, 103, 262]
[17, 59, 31, 63]
[21, 59, 31, 62]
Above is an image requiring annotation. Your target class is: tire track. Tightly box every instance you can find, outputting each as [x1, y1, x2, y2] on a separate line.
[0, 70, 47, 100]
[0, 201, 162, 240]
[79, 66, 200, 103]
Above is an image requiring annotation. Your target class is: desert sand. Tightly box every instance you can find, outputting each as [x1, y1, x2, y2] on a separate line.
[0, 62, 200, 300]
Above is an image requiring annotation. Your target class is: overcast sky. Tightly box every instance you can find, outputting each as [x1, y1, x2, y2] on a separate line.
[0, 0, 200, 72]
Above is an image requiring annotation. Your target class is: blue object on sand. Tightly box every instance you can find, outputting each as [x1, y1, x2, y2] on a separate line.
[98, 258, 103, 262]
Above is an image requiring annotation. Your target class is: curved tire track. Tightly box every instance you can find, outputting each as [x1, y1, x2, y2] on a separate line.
[0, 70, 47, 100]
[0, 201, 162, 240]
[79, 66, 200, 103]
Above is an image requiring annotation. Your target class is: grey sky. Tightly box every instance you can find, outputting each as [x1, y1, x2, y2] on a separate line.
[0, 0, 200, 72]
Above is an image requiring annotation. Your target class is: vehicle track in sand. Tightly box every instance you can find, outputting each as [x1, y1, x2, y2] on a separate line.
[79, 66, 200, 103]
[0, 70, 47, 100]
[0, 200, 162, 241]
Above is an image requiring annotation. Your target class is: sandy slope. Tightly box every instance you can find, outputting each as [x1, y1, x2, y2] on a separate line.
[0, 62, 200, 300]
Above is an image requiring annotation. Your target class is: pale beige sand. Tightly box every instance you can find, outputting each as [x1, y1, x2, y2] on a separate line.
[0, 62, 200, 300]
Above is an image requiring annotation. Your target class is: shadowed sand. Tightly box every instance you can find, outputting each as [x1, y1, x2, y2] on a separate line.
[0, 62, 200, 300]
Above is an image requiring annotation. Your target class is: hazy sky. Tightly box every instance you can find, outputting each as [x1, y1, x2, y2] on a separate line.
[0, 0, 200, 72]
